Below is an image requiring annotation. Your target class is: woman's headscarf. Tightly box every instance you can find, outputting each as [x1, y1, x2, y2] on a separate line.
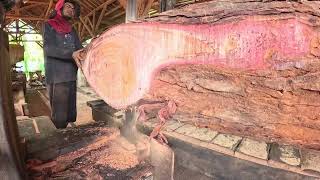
[47, 0, 80, 34]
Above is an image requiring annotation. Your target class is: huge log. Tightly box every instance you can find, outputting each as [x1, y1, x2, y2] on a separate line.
[81, 1, 320, 149]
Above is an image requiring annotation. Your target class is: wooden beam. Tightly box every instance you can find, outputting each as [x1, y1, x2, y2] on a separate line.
[44, 0, 54, 18]
[86, 0, 98, 8]
[7, 31, 40, 34]
[118, 0, 154, 17]
[5, 15, 46, 21]
[14, 4, 20, 41]
[80, 1, 94, 9]
[90, 0, 100, 7]
[10, 40, 42, 42]
[80, 19, 87, 39]
[77, 1, 123, 39]
[78, 0, 117, 38]
[15, 20, 18, 40]
[36, 41, 43, 48]
[112, 11, 125, 20]
[85, 16, 94, 30]
[80, 17, 94, 38]
[93, 11, 96, 30]
[104, 6, 122, 17]
[35, 4, 47, 30]
[23, 1, 49, 5]
[3, 19, 15, 27]
[18, 3, 45, 11]
[77, 22, 81, 37]
[142, 0, 155, 16]
[8, 33, 16, 42]
[95, 3, 108, 31]
[84, 0, 116, 18]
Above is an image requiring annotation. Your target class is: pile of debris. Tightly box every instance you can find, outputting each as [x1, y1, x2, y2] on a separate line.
[26, 127, 153, 180]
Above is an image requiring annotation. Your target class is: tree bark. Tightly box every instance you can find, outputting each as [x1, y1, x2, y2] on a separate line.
[147, 63, 320, 150]
[81, 0, 320, 149]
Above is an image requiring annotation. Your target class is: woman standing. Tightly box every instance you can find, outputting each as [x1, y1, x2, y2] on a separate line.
[43, 0, 82, 129]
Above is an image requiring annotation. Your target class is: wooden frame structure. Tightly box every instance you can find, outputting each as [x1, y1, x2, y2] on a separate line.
[4, 0, 127, 41]
[5, 20, 43, 47]
[3, 0, 199, 42]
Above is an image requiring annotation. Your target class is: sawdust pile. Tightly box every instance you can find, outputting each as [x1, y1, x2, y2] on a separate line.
[97, 143, 139, 170]
[27, 127, 151, 179]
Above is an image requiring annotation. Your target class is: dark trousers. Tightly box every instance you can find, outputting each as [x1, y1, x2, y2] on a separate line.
[47, 81, 77, 129]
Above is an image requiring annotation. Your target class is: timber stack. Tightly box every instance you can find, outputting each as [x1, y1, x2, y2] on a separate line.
[80, 0, 320, 150]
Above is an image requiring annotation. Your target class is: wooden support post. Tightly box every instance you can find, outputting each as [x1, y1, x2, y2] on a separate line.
[160, 0, 175, 12]
[0, 24, 25, 180]
[126, 0, 137, 23]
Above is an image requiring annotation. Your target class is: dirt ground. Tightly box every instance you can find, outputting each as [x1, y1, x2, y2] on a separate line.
[22, 87, 211, 180]
[22, 87, 152, 179]
[25, 123, 153, 180]
[24, 122, 209, 180]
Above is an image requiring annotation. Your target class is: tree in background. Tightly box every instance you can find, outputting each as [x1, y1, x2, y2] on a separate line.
[8, 20, 44, 79]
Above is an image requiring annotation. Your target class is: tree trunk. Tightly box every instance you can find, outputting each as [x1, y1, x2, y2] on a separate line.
[81, 0, 320, 149]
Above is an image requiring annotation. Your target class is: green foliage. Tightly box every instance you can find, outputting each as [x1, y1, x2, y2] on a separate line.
[22, 34, 44, 74]
[8, 21, 44, 76]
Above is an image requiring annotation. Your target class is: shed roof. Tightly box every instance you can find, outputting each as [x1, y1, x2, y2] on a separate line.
[4, 0, 196, 42]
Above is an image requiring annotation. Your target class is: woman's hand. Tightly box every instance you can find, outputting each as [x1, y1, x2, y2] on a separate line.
[72, 49, 86, 67]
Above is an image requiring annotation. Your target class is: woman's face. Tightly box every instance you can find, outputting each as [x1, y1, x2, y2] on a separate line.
[62, 2, 75, 19]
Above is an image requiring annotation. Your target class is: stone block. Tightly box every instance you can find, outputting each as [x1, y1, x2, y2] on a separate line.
[301, 149, 320, 173]
[164, 120, 185, 132]
[175, 124, 218, 142]
[212, 133, 242, 150]
[237, 138, 269, 160]
[269, 143, 300, 166]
